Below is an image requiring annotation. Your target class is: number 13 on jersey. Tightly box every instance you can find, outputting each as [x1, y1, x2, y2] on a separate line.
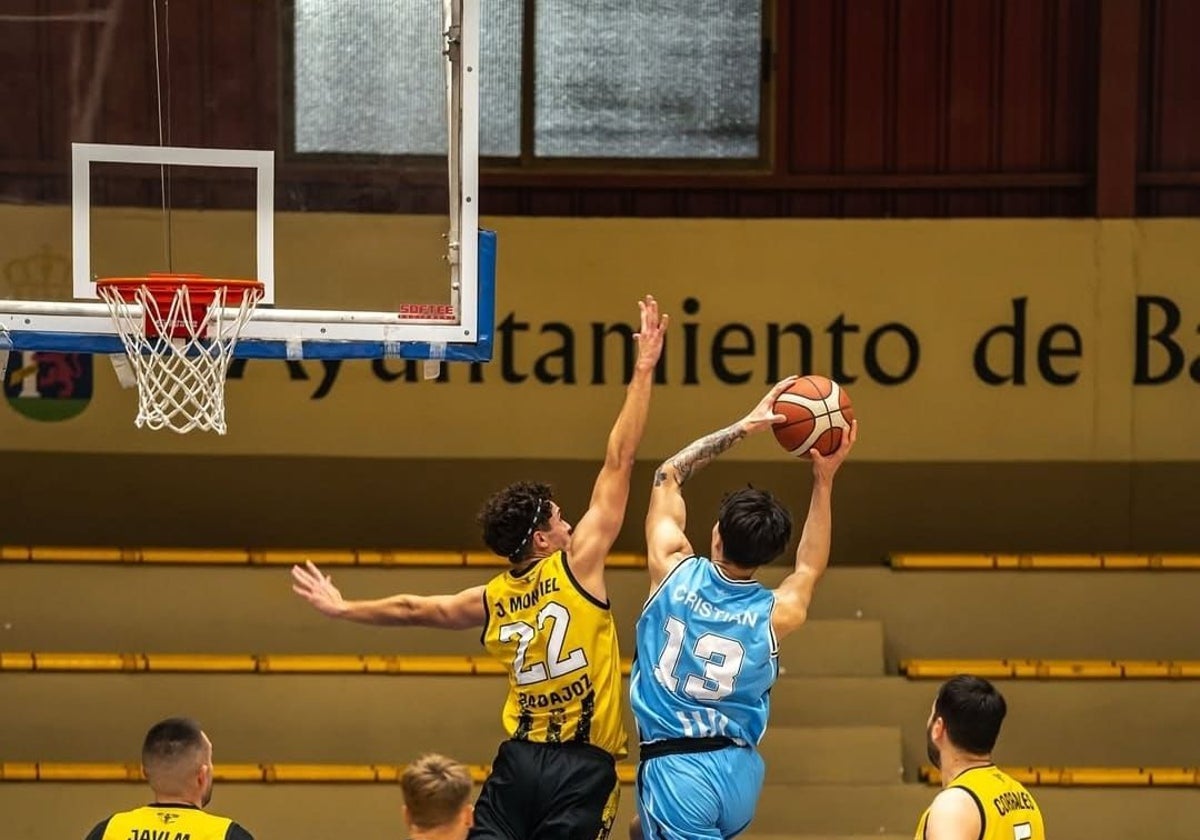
[655, 616, 746, 700]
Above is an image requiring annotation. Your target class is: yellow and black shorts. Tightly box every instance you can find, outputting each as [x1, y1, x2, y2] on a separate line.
[470, 739, 619, 840]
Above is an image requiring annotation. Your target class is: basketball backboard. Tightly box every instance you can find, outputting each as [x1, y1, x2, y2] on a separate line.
[0, 0, 493, 363]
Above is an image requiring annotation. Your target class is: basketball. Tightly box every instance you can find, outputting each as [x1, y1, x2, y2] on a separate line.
[772, 375, 855, 457]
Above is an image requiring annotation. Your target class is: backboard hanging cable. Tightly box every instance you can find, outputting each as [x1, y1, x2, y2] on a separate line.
[151, 0, 173, 271]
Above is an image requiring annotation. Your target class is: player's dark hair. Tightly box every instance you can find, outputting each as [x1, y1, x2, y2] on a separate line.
[142, 717, 206, 770]
[717, 487, 792, 568]
[934, 675, 1008, 755]
[477, 481, 553, 563]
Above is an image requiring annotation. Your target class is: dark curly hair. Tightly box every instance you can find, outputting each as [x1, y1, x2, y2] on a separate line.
[717, 487, 792, 568]
[477, 481, 553, 563]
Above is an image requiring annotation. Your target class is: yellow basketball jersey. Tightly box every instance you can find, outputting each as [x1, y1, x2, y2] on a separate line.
[915, 766, 1045, 840]
[482, 550, 627, 757]
[99, 805, 235, 840]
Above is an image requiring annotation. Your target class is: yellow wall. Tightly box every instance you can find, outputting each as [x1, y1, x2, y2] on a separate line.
[3, 207, 1199, 462]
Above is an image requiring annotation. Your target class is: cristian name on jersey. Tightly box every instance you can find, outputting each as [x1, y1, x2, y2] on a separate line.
[631, 555, 779, 746]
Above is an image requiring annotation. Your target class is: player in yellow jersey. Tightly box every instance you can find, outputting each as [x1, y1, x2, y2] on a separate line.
[292, 295, 668, 840]
[916, 676, 1045, 840]
[84, 717, 254, 840]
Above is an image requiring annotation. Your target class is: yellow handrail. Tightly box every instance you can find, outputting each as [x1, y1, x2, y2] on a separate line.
[901, 659, 1200, 679]
[0, 651, 635, 676]
[0, 762, 638, 784]
[889, 553, 1200, 570]
[0, 545, 647, 568]
[920, 765, 1200, 787]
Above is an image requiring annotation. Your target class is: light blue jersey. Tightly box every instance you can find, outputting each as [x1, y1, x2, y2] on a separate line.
[631, 555, 779, 747]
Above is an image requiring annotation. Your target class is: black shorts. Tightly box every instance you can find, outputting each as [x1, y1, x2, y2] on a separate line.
[469, 739, 619, 840]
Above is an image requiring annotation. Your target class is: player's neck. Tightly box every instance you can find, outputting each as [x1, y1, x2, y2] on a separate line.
[150, 790, 204, 809]
[940, 751, 993, 786]
[513, 550, 552, 573]
[713, 556, 755, 580]
[408, 825, 463, 840]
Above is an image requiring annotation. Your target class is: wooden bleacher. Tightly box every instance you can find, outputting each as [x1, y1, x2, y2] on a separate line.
[2, 548, 1198, 838]
[889, 552, 1200, 570]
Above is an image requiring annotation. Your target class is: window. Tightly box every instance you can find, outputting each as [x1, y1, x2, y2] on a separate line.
[291, 0, 765, 162]
[293, 0, 523, 156]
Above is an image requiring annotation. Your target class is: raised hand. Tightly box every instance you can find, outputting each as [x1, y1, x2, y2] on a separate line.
[739, 376, 800, 435]
[810, 418, 857, 480]
[290, 560, 348, 618]
[633, 295, 669, 372]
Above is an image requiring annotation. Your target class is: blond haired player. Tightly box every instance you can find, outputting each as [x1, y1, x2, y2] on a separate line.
[401, 754, 474, 840]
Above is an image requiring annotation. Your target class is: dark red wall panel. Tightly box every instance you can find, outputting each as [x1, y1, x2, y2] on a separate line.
[788, 0, 838, 173]
[1052, 0, 1099, 170]
[893, 0, 944, 172]
[943, 0, 997, 172]
[1142, 0, 1200, 170]
[1139, 0, 1200, 213]
[840, 0, 890, 172]
[775, 0, 1098, 215]
[2, 1, 1193, 217]
[999, 0, 1052, 170]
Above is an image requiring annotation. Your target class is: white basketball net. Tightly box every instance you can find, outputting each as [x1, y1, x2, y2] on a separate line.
[97, 282, 262, 435]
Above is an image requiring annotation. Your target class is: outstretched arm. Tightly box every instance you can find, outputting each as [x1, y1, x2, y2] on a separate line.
[771, 420, 856, 639]
[291, 561, 486, 630]
[568, 296, 668, 592]
[646, 378, 799, 590]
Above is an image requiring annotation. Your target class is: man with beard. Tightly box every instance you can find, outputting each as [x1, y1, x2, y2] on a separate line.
[84, 718, 254, 840]
[917, 675, 1045, 840]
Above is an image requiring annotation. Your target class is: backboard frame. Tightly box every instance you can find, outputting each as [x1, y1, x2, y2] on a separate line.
[71, 143, 277, 304]
[0, 0, 492, 364]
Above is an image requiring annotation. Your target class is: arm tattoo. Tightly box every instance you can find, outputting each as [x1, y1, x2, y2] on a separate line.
[667, 424, 746, 486]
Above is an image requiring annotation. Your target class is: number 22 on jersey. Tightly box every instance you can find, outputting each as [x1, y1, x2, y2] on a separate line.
[498, 601, 588, 686]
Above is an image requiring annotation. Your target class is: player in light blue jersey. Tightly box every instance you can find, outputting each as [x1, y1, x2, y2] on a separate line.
[630, 377, 856, 840]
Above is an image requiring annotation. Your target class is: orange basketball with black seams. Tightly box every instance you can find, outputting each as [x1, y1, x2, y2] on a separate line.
[772, 375, 854, 457]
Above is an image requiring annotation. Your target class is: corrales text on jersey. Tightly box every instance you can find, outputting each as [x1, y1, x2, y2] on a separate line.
[993, 790, 1038, 817]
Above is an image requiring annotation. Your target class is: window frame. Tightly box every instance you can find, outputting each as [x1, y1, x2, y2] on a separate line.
[280, 0, 777, 175]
